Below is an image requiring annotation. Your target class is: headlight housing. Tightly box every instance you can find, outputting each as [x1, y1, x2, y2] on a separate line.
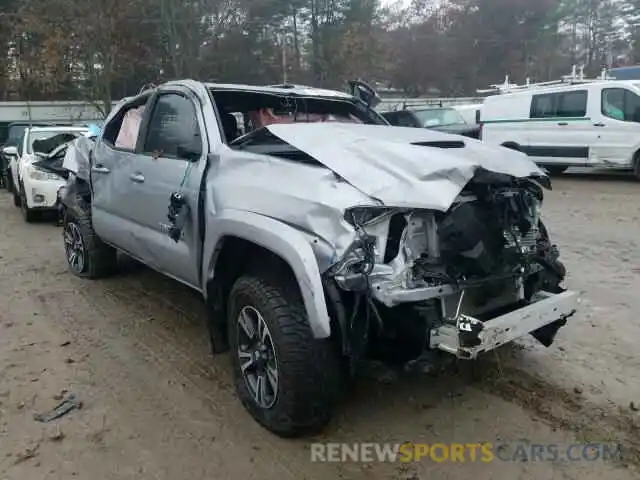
[27, 165, 61, 181]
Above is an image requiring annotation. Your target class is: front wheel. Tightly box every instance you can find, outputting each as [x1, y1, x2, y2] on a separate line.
[63, 196, 117, 278]
[227, 274, 340, 437]
[19, 185, 39, 222]
[633, 154, 640, 181]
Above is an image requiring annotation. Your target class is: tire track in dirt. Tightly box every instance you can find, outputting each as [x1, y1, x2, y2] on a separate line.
[33, 284, 306, 480]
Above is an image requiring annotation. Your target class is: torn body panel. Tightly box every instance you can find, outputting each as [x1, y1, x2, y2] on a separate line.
[214, 122, 574, 362]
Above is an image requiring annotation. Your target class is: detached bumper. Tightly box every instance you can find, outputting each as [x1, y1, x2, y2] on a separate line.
[429, 290, 579, 359]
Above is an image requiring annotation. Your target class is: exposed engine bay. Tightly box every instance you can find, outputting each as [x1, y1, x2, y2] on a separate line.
[325, 170, 574, 369]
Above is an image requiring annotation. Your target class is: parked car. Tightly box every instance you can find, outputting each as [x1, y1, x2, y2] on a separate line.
[454, 103, 483, 126]
[480, 79, 640, 177]
[1, 122, 50, 190]
[12, 125, 88, 222]
[59, 79, 577, 437]
[381, 107, 481, 138]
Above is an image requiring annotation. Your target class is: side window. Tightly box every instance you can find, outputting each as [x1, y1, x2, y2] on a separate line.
[17, 133, 25, 157]
[397, 112, 420, 127]
[103, 97, 149, 150]
[602, 88, 640, 123]
[530, 93, 557, 118]
[382, 112, 400, 125]
[385, 111, 418, 127]
[557, 90, 587, 117]
[143, 93, 201, 159]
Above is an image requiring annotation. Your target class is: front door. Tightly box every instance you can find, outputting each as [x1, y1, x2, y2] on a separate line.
[124, 90, 207, 289]
[591, 87, 640, 167]
[91, 98, 150, 255]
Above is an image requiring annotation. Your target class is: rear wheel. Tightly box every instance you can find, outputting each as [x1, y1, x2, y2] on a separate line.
[63, 195, 117, 278]
[227, 273, 340, 437]
[543, 165, 568, 176]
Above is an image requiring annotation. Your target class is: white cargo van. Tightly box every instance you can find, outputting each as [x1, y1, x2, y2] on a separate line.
[480, 80, 640, 177]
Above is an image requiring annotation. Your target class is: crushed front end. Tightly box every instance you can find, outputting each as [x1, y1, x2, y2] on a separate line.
[326, 170, 578, 366]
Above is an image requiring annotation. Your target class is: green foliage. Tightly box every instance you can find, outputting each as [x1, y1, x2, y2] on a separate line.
[0, 0, 637, 100]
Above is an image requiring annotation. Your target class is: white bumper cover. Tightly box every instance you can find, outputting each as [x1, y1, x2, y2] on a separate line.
[429, 290, 579, 359]
[24, 177, 66, 209]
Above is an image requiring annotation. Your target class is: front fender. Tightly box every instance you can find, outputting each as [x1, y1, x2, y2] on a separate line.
[202, 209, 332, 339]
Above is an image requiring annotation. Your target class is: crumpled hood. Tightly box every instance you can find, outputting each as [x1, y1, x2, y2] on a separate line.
[266, 123, 546, 211]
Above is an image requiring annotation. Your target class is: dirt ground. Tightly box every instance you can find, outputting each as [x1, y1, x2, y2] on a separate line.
[1, 170, 639, 480]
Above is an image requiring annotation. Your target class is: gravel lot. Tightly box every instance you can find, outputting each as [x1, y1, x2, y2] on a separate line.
[0, 171, 639, 479]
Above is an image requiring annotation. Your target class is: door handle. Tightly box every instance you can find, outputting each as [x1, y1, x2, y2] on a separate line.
[92, 165, 110, 174]
[593, 122, 606, 127]
[130, 172, 145, 183]
[557, 122, 568, 126]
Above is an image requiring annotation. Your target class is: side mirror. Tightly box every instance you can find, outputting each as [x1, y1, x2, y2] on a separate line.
[3, 145, 18, 156]
[348, 80, 382, 109]
[475, 109, 481, 125]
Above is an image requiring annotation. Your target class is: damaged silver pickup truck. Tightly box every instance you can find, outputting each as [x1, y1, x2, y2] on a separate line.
[59, 80, 578, 437]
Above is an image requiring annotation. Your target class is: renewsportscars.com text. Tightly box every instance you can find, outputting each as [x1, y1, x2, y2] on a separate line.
[310, 442, 624, 463]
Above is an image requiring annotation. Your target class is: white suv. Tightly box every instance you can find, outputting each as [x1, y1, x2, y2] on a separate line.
[12, 126, 88, 222]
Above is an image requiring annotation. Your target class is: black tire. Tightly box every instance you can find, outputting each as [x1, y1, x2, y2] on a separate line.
[543, 165, 568, 175]
[633, 154, 640, 181]
[6, 170, 18, 205]
[501, 142, 521, 152]
[227, 274, 340, 437]
[63, 194, 117, 278]
[19, 185, 39, 223]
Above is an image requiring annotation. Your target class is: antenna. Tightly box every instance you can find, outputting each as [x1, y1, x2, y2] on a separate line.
[477, 65, 616, 95]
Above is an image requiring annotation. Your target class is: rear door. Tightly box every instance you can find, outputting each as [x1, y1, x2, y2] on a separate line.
[525, 90, 592, 166]
[123, 87, 208, 288]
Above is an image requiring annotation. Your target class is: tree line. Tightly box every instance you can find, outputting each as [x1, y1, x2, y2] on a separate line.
[0, 0, 638, 113]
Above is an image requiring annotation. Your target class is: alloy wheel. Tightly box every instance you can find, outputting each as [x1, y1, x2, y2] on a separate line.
[64, 222, 86, 273]
[236, 306, 279, 409]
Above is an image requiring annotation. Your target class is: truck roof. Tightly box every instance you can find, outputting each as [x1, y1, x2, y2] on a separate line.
[153, 79, 355, 101]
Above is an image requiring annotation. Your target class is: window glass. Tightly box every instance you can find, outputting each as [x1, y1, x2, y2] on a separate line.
[624, 91, 640, 122]
[530, 93, 557, 118]
[385, 111, 419, 127]
[558, 91, 587, 117]
[143, 94, 201, 158]
[602, 88, 640, 123]
[28, 130, 84, 154]
[413, 108, 466, 127]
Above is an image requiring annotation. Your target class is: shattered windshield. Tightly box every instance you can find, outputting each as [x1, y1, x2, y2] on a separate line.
[210, 88, 386, 142]
[413, 108, 467, 128]
[28, 130, 85, 154]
